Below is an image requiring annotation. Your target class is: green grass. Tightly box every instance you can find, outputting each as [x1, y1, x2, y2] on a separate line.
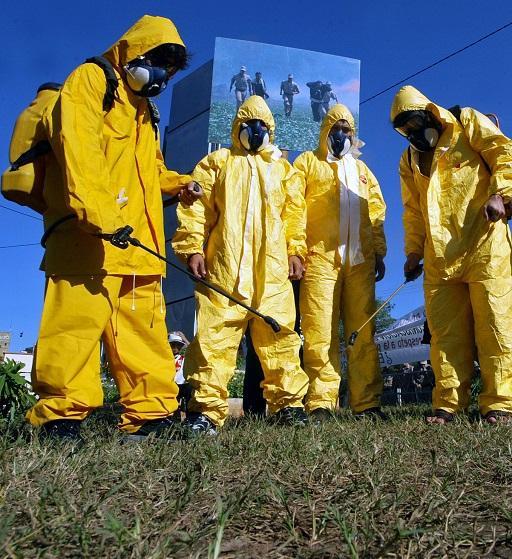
[1, 407, 511, 558]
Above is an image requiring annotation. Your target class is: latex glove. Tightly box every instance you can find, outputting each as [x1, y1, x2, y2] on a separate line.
[404, 252, 423, 282]
[375, 254, 386, 282]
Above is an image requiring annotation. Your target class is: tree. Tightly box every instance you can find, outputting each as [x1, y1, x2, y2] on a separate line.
[374, 298, 396, 333]
[339, 298, 395, 341]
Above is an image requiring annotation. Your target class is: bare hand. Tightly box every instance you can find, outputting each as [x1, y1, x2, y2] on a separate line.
[179, 182, 203, 207]
[188, 253, 207, 279]
[288, 255, 305, 280]
[404, 252, 423, 281]
[483, 194, 506, 222]
[375, 254, 386, 282]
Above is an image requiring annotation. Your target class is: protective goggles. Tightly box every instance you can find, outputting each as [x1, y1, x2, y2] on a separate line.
[393, 112, 428, 138]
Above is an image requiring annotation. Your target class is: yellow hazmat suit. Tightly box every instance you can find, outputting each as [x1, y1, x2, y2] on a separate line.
[27, 15, 192, 432]
[294, 104, 387, 413]
[172, 96, 309, 427]
[391, 85, 512, 416]
[2, 84, 61, 214]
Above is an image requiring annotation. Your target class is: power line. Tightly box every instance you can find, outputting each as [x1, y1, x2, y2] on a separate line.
[0, 242, 40, 249]
[0, 203, 43, 248]
[0, 203, 42, 221]
[361, 20, 512, 104]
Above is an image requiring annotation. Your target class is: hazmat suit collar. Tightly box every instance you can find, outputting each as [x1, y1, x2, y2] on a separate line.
[255, 144, 282, 162]
[317, 104, 356, 160]
[231, 95, 276, 152]
[103, 15, 185, 69]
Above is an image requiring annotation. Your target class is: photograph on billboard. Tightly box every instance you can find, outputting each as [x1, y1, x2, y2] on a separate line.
[208, 37, 360, 152]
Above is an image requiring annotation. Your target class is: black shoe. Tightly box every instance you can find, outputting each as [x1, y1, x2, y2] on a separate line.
[183, 413, 217, 436]
[40, 419, 84, 444]
[125, 415, 182, 442]
[310, 408, 335, 424]
[353, 407, 388, 421]
[272, 406, 309, 427]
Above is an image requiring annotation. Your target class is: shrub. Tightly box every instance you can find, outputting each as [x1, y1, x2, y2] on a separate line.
[228, 370, 244, 398]
[0, 359, 36, 422]
[101, 362, 120, 404]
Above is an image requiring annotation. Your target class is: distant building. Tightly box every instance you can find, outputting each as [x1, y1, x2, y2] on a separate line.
[163, 61, 213, 340]
[0, 332, 11, 361]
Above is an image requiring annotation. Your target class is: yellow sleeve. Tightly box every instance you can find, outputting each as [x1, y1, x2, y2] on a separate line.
[363, 162, 387, 257]
[461, 108, 512, 199]
[400, 152, 425, 258]
[292, 152, 309, 198]
[171, 152, 219, 262]
[156, 145, 193, 195]
[282, 160, 307, 260]
[50, 64, 122, 234]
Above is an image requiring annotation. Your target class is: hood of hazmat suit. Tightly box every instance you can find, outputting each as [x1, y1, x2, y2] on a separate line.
[172, 96, 309, 426]
[392, 85, 512, 417]
[294, 103, 387, 414]
[391, 85, 512, 279]
[43, 14, 191, 276]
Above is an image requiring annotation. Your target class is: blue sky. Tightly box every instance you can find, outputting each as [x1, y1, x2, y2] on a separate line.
[1, 0, 511, 351]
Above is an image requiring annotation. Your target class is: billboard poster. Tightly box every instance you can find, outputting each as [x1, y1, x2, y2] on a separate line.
[208, 37, 360, 152]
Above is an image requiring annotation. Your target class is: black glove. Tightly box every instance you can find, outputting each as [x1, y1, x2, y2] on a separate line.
[109, 225, 134, 250]
[405, 264, 423, 282]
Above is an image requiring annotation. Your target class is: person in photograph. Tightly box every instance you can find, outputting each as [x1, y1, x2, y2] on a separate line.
[319, 82, 338, 119]
[306, 81, 324, 122]
[173, 95, 310, 435]
[252, 71, 269, 100]
[280, 74, 300, 117]
[230, 66, 253, 109]
[294, 104, 387, 421]
[391, 85, 512, 425]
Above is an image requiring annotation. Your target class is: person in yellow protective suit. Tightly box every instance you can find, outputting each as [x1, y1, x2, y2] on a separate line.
[172, 95, 310, 434]
[294, 104, 387, 421]
[26, 15, 202, 442]
[391, 85, 512, 425]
